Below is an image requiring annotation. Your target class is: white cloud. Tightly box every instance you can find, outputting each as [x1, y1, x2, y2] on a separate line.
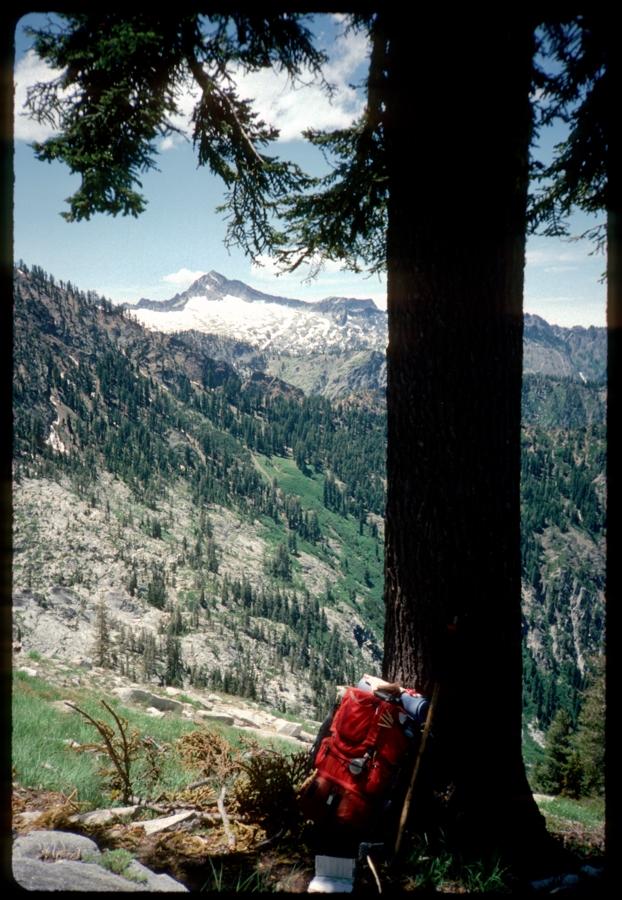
[250, 255, 287, 279]
[232, 27, 369, 141]
[162, 268, 207, 287]
[107, 21, 366, 149]
[13, 49, 65, 141]
[324, 26, 369, 86]
[162, 78, 199, 140]
[525, 247, 584, 267]
[159, 135, 179, 152]
[542, 265, 579, 274]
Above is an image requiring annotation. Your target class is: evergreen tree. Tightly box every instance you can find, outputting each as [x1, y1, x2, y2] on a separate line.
[164, 631, 183, 687]
[573, 656, 605, 796]
[92, 601, 110, 668]
[146, 565, 167, 609]
[169, 605, 185, 636]
[267, 541, 292, 582]
[206, 537, 219, 574]
[287, 529, 298, 556]
[535, 709, 583, 798]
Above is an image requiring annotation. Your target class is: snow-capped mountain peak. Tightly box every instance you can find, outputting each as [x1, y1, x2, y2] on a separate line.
[126, 272, 387, 356]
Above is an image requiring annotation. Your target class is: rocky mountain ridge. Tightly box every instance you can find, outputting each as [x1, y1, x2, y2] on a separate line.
[132, 270, 381, 317]
[124, 271, 606, 400]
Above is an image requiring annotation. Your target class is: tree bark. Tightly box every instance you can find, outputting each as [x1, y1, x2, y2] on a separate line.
[381, 11, 549, 859]
[604, 10, 620, 859]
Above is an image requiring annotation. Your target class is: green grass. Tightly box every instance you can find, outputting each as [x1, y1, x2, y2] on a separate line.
[536, 794, 605, 828]
[84, 849, 148, 885]
[253, 452, 384, 625]
[202, 857, 271, 893]
[402, 839, 511, 894]
[404, 848, 454, 890]
[255, 454, 324, 510]
[176, 693, 203, 708]
[461, 858, 511, 893]
[12, 669, 209, 805]
[12, 671, 111, 807]
[12, 669, 307, 807]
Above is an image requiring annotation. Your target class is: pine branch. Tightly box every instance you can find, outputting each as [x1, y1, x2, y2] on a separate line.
[183, 44, 264, 171]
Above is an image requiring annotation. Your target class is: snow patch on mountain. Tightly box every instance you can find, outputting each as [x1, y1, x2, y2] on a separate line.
[128, 272, 387, 356]
[46, 423, 67, 455]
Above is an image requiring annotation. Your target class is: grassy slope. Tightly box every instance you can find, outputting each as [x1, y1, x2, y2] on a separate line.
[254, 453, 384, 633]
[12, 667, 298, 810]
[13, 665, 604, 893]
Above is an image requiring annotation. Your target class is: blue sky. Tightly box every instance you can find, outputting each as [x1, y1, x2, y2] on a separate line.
[13, 13, 606, 327]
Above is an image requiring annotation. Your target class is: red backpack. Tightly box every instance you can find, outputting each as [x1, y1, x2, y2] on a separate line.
[300, 686, 423, 834]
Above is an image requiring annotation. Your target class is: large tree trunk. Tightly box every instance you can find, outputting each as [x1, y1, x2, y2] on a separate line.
[381, 12, 549, 859]
[604, 10, 619, 858]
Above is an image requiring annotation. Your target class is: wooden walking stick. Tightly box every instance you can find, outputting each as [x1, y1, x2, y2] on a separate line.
[393, 681, 440, 857]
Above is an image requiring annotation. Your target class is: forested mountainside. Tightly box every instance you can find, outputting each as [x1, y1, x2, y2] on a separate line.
[12, 264, 605, 726]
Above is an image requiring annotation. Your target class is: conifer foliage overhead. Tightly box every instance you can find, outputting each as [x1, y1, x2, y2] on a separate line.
[24, 11, 324, 255]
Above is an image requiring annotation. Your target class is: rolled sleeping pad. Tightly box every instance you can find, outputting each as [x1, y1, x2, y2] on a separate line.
[357, 677, 430, 725]
[400, 692, 429, 724]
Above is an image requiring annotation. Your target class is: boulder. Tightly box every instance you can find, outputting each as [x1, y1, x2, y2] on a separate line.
[530, 873, 582, 893]
[12, 829, 188, 892]
[49, 586, 80, 605]
[234, 726, 305, 747]
[230, 711, 267, 729]
[17, 666, 38, 678]
[113, 687, 157, 705]
[112, 687, 183, 713]
[122, 860, 189, 892]
[13, 830, 100, 861]
[194, 711, 234, 726]
[73, 657, 93, 670]
[73, 806, 141, 827]
[194, 697, 212, 710]
[12, 857, 145, 892]
[142, 695, 183, 714]
[276, 720, 302, 738]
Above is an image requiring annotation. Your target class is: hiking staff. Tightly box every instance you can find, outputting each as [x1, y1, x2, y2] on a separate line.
[393, 680, 441, 857]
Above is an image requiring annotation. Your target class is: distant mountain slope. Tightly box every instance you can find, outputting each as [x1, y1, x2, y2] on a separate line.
[523, 313, 606, 383]
[13, 264, 388, 719]
[13, 263, 605, 729]
[125, 272, 606, 397]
